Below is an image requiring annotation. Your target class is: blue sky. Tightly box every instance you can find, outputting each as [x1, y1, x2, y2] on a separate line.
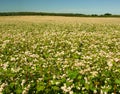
[0, 0, 120, 14]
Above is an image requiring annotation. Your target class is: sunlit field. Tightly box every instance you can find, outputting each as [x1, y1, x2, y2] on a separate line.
[0, 16, 120, 94]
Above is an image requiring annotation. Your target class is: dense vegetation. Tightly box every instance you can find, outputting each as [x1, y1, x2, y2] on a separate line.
[0, 12, 120, 17]
[0, 17, 120, 94]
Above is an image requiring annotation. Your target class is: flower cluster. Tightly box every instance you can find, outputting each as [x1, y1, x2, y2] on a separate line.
[0, 17, 120, 94]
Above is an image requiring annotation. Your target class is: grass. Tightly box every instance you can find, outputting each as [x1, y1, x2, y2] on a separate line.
[0, 16, 120, 94]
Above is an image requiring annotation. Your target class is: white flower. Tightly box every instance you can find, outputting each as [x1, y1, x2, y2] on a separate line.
[114, 58, 119, 62]
[100, 90, 103, 94]
[76, 86, 80, 90]
[22, 85, 30, 94]
[82, 87, 85, 90]
[104, 92, 107, 94]
[55, 82, 60, 85]
[69, 91, 73, 94]
[29, 54, 39, 58]
[0, 87, 3, 93]
[21, 79, 26, 86]
[84, 77, 88, 83]
[3, 62, 9, 70]
[25, 51, 31, 55]
[3, 40, 10, 44]
[107, 61, 113, 67]
[91, 71, 98, 77]
[93, 90, 97, 94]
[71, 49, 75, 52]
[22, 89, 27, 94]
[61, 84, 67, 92]
[11, 57, 16, 61]
[0, 83, 8, 93]
[2, 40, 10, 48]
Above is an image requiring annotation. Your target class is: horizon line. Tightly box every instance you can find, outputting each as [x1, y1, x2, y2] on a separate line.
[0, 11, 120, 15]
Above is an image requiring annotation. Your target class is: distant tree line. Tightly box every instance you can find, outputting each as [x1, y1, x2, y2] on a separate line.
[0, 12, 120, 17]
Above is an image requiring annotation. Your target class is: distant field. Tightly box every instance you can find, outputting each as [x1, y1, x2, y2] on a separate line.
[0, 16, 120, 94]
[0, 16, 120, 24]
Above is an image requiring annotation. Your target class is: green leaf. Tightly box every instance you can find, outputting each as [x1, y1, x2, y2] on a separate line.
[77, 75, 82, 80]
[89, 83, 96, 91]
[68, 70, 79, 79]
[115, 79, 120, 85]
[52, 86, 59, 91]
[10, 82, 15, 88]
[37, 86, 45, 91]
[72, 54, 80, 59]
[16, 88, 22, 94]
[85, 83, 89, 90]
[66, 81, 72, 86]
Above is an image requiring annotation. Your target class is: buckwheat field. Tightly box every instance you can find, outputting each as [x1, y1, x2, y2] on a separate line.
[0, 16, 120, 94]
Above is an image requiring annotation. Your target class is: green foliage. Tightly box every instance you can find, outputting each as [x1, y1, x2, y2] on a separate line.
[0, 21, 120, 94]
